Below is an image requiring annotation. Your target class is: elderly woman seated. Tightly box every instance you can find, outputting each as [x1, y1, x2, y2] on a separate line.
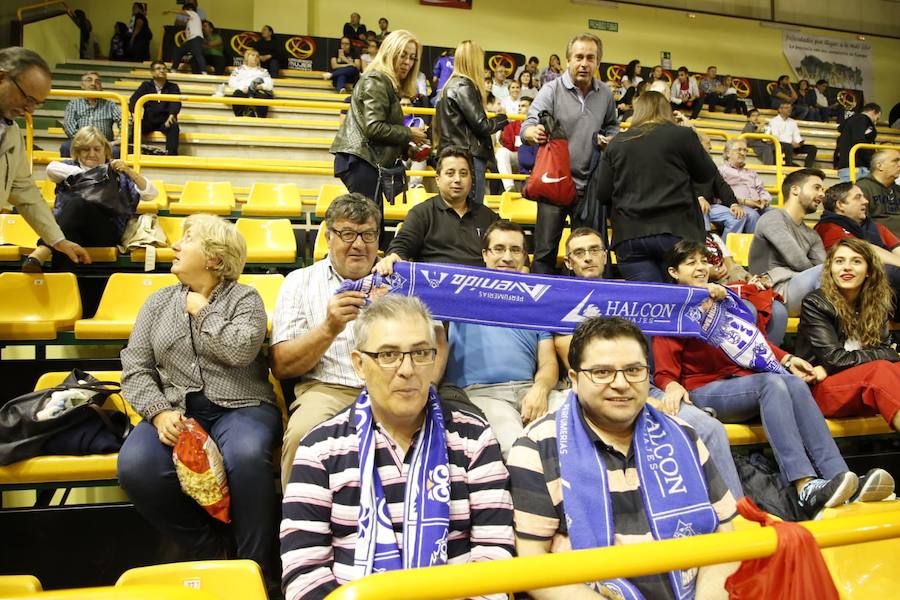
[24, 126, 156, 272]
[117, 214, 282, 596]
[228, 49, 274, 118]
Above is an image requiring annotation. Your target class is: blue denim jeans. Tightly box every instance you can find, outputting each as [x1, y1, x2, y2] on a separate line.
[705, 204, 747, 242]
[838, 167, 869, 183]
[615, 234, 682, 282]
[331, 65, 360, 92]
[471, 157, 487, 205]
[784, 264, 823, 316]
[688, 374, 848, 483]
[676, 402, 744, 499]
[118, 392, 282, 589]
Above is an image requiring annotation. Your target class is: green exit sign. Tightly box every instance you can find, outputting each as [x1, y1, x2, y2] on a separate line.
[588, 19, 618, 32]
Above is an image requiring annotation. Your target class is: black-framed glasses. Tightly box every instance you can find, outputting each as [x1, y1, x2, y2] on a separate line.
[10, 76, 43, 109]
[577, 365, 649, 385]
[486, 245, 524, 257]
[567, 246, 606, 260]
[359, 348, 437, 369]
[329, 228, 378, 244]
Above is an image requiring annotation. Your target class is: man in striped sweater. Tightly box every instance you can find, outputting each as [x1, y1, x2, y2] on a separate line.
[280, 295, 515, 600]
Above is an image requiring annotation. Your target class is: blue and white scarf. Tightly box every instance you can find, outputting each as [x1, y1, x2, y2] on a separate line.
[336, 261, 786, 375]
[353, 386, 451, 576]
[557, 392, 718, 599]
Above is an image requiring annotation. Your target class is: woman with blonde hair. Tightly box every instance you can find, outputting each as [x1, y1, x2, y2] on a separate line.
[228, 49, 274, 118]
[330, 29, 428, 232]
[595, 91, 718, 282]
[796, 238, 900, 433]
[434, 39, 508, 204]
[24, 126, 156, 272]
[118, 214, 283, 596]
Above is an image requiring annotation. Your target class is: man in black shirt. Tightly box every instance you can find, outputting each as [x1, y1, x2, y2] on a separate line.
[375, 146, 500, 274]
[128, 61, 181, 155]
[835, 102, 880, 182]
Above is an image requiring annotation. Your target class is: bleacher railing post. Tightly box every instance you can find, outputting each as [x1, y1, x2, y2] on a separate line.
[24, 113, 34, 174]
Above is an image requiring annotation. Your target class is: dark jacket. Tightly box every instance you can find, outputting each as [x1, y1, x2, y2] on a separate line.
[128, 80, 182, 119]
[794, 289, 899, 375]
[435, 77, 507, 161]
[835, 112, 877, 170]
[596, 122, 717, 248]
[330, 69, 409, 168]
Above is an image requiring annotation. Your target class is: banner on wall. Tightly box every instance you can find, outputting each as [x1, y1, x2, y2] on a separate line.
[420, 0, 473, 8]
[782, 32, 872, 101]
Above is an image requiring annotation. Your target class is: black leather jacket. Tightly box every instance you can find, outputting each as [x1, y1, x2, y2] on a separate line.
[794, 289, 899, 374]
[330, 70, 409, 168]
[435, 76, 507, 161]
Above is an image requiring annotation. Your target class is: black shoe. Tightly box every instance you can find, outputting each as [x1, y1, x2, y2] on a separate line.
[849, 468, 895, 503]
[22, 256, 43, 273]
[799, 472, 858, 516]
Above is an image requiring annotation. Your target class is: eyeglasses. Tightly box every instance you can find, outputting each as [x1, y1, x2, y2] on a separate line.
[567, 246, 606, 260]
[9, 76, 43, 109]
[359, 348, 437, 369]
[577, 365, 650, 385]
[329, 228, 378, 244]
[399, 52, 418, 63]
[486, 245, 525, 257]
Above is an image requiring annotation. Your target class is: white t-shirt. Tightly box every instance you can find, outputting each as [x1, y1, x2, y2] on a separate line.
[184, 10, 203, 41]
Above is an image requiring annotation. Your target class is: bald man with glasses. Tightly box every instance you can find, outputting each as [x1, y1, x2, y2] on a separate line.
[0, 47, 90, 267]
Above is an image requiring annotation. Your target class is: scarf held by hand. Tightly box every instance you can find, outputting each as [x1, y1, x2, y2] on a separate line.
[337, 262, 786, 375]
[353, 386, 450, 576]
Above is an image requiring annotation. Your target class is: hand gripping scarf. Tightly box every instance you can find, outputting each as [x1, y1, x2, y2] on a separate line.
[336, 262, 787, 375]
[557, 392, 719, 599]
[353, 386, 451, 576]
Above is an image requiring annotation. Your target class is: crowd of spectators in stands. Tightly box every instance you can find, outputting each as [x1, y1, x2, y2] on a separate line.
[6, 12, 900, 599]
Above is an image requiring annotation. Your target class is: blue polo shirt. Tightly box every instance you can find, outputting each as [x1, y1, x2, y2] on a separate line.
[443, 322, 551, 388]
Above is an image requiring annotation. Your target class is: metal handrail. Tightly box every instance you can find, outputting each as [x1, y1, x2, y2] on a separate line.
[738, 132, 785, 206]
[325, 508, 900, 600]
[48, 89, 131, 161]
[849, 143, 900, 182]
[24, 113, 34, 173]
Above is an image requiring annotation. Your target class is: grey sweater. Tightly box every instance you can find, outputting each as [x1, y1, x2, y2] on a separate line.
[748, 208, 825, 295]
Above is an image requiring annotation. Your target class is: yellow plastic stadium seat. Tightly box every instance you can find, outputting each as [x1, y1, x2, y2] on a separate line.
[235, 218, 296, 263]
[242, 183, 303, 217]
[130, 217, 183, 263]
[726, 233, 754, 267]
[786, 317, 799, 333]
[313, 221, 329, 262]
[557, 228, 571, 267]
[85, 247, 119, 263]
[15, 584, 219, 599]
[499, 191, 537, 225]
[819, 500, 900, 599]
[0, 454, 119, 486]
[383, 187, 431, 221]
[137, 180, 169, 213]
[169, 181, 236, 215]
[314, 184, 348, 218]
[725, 415, 891, 445]
[0, 273, 81, 340]
[483, 194, 502, 210]
[34, 179, 56, 207]
[116, 560, 267, 600]
[32, 371, 140, 426]
[0, 214, 40, 260]
[0, 575, 42, 594]
[238, 273, 284, 334]
[74, 273, 178, 340]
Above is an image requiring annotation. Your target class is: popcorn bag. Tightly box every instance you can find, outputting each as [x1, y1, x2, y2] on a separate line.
[173, 418, 231, 523]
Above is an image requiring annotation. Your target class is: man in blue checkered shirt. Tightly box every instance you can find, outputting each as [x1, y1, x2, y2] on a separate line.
[61, 71, 121, 157]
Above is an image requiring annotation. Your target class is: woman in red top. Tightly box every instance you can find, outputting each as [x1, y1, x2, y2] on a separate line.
[653, 240, 875, 515]
[795, 238, 900, 432]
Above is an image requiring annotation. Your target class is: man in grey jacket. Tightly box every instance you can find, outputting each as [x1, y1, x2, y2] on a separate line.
[521, 33, 618, 274]
[749, 168, 827, 315]
[0, 47, 89, 266]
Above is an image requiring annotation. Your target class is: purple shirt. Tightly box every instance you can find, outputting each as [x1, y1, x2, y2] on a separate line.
[719, 162, 772, 203]
[433, 55, 455, 92]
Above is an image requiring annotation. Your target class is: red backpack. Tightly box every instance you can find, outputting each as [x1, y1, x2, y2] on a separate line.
[522, 111, 576, 207]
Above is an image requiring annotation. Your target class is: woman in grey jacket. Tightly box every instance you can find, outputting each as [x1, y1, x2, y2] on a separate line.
[434, 40, 508, 204]
[117, 215, 282, 596]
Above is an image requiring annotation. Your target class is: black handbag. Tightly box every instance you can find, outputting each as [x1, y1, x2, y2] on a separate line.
[373, 160, 407, 207]
[58, 164, 132, 219]
[0, 369, 131, 466]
